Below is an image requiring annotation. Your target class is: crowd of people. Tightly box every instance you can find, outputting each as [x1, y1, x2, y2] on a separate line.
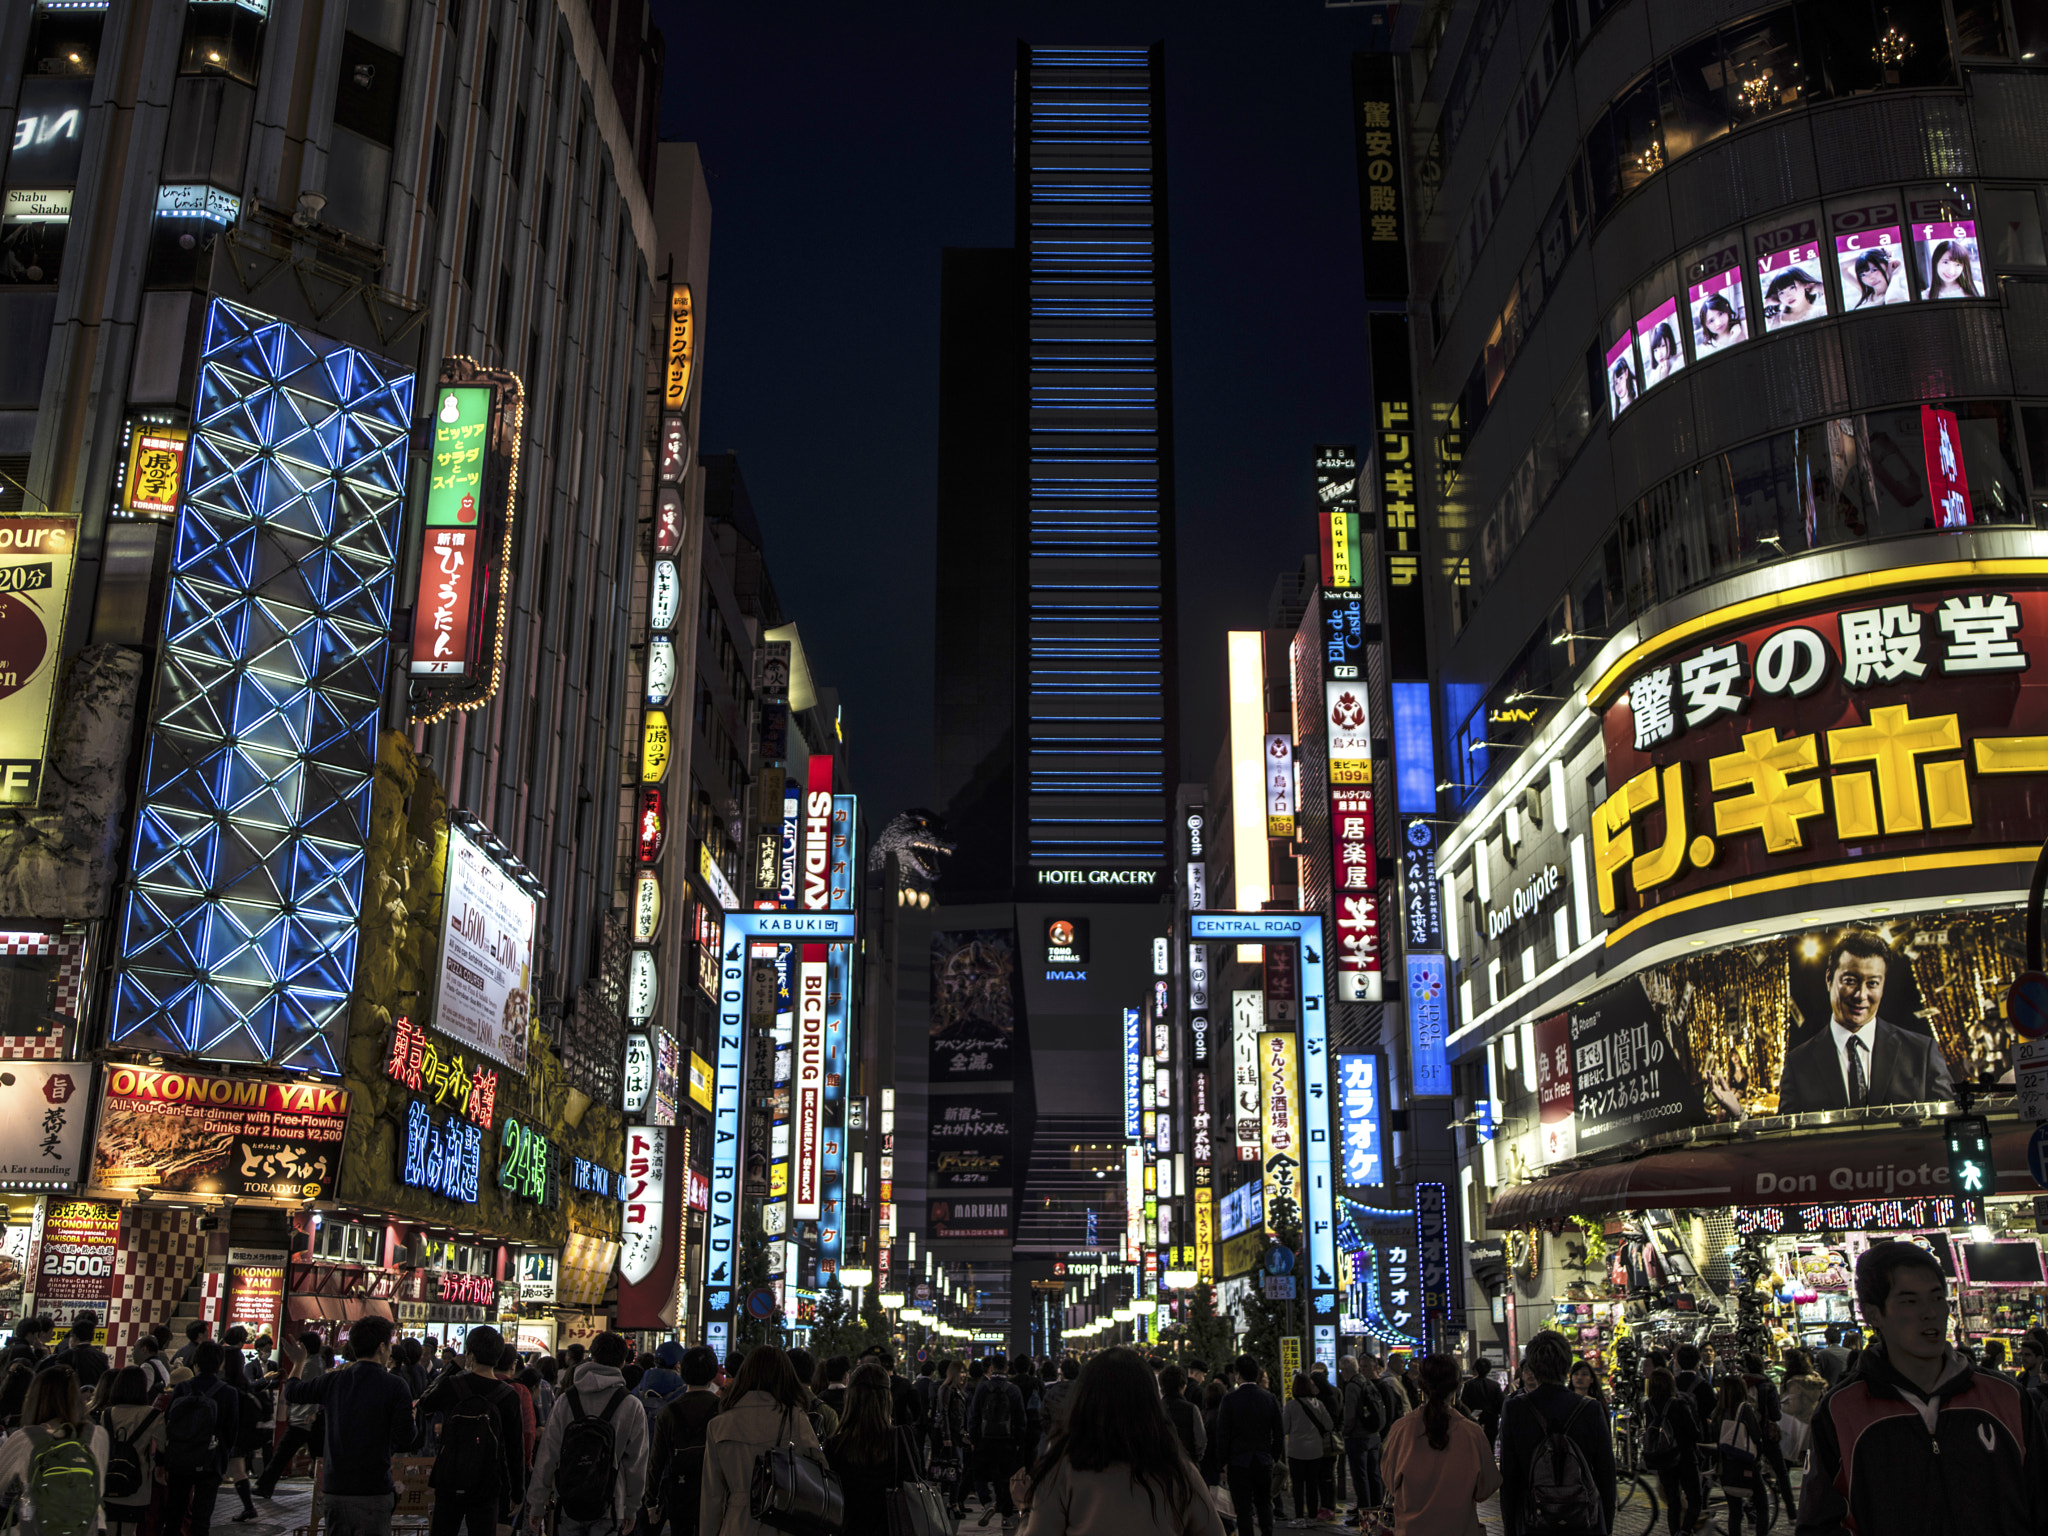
[0, 1238, 2039, 1536]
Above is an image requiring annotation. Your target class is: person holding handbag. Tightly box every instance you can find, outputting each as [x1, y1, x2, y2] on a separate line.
[1009, 1347, 1223, 1536]
[825, 1365, 926, 1536]
[1709, 1376, 1765, 1536]
[931, 1359, 972, 1520]
[1281, 1374, 1334, 1526]
[1377, 1355, 1499, 1536]
[699, 1347, 825, 1536]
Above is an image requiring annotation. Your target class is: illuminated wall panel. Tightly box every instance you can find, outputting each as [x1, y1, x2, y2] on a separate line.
[1019, 44, 1175, 874]
[111, 300, 414, 1071]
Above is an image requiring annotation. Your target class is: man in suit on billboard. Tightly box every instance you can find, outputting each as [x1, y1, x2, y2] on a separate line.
[1776, 933, 1954, 1114]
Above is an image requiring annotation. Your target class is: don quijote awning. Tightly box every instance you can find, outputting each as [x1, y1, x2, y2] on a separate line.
[1486, 1118, 2033, 1228]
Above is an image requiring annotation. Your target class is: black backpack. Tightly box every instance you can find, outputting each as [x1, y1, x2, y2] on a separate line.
[437, 1377, 510, 1499]
[1516, 1395, 1604, 1535]
[163, 1384, 220, 1476]
[662, 1392, 721, 1514]
[101, 1407, 160, 1504]
[978, 1381, 1016, 1440]
[1640, 1399, 1684, 1471]
[557, 1387, 631, 1521]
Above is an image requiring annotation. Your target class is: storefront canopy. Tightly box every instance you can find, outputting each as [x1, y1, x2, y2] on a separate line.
[1487, 1119, 2033, 1228]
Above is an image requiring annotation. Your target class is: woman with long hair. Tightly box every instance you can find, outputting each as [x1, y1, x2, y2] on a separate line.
[1378, 1354, 1497, 1535]
[96, 1366, 166, 1535]
[1012, 1347, 1221, 1536]
[1852, 248, 1899, 307]
[1281, 1373, 1334, 1526]
[826, 1363, 921, 1536]
[0, 1366, 107, 1525]
[933, 1357, 971, 1518]
[1710, 1373, 1766, 1536]
[1927, 239, 1981, 298]
[700, 1346, 825, 1536]
[1695, 292, 1747, 351]
[1567, 1360, 1607, 1408]
[1641, 1367, 1701, 1536]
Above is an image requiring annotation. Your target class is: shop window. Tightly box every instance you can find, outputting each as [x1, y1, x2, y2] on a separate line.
[1953, 0, 2013, 56]
[333, 32, 404, 147]
[0, 192, 70, 286]
[323, 129, 391, 243]
[1953, 402, 2029, 522]
[25, 9, 104, 78]
[1981, 186, 2046, 268]
[144, 210, 222, 290]
[1860, 406, 1937, 535]
[180, 4, 265, 83]
[1870, 0, 1957, 86]
[1905, 184, 1986, 299]
[9, 78, 92, 187]
[1657, 37, 1734, 162]
[311, 1218, 382, 1263]
[2024, 406, 2048, 500]
[1721, 8, 1806, 124]
[1796, 0, 1885, 95]
[0, 295, 57, 410]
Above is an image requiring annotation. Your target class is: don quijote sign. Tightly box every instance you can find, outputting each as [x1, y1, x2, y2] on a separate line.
[1484, 864, 1561, 941]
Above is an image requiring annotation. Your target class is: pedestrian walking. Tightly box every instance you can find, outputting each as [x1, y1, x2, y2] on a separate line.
[932, 1357, 972, 1519]
[1798, 1241, 2048, 1536]
[278, 1318, 417, 1536]
[162, 1341, 242, 1536]
[1637, 1368, 1700, 1536]
[1377, 1354, 1497, 1536]
[418, 1324, 525, 1536]
[1495, 1331, 1614, 1536]
[1708, 1375, 1766, 1536]
[1160, 1366, 1207, 1467]
[1213, 1355, 1285, 1536]
[525, 1331, 649, 1536]
[0, 1365, 106, 1536]
[651, 1346, 722, 1536]
[1011, 1346, 1223, 1536]
[1458, 1359, 1502, 1447]
[968, 1354, 1028, 1529]
[825, 1363, 923, 1536]
[95, 1365, 166, 1536]
[255, 1330, 327, 1499]
[698, 1346, 821, 1536]
[1335, 1356, 1384, 1520]
[1282, 1373, 1335, 1525]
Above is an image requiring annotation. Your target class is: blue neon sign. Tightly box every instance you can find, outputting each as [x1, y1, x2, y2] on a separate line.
[1338, 1055, 1383, 1187]
[1406, 954, 1453, 1097]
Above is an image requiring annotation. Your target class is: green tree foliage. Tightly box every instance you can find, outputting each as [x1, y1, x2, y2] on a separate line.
[1177, 1284, 1237, 1371]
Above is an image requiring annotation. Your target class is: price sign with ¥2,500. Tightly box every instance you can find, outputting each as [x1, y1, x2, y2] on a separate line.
[2019, 1038, 2048, 1124]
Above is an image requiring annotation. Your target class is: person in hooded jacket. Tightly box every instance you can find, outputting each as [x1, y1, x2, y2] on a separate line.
[525, 1331, 650, 1536]
[1797, 1242, 2048, 1536]
[699, 1346, 824, 1536]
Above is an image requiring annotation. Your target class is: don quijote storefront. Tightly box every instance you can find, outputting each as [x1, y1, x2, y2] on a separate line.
[1447, 535, 2048, 1375]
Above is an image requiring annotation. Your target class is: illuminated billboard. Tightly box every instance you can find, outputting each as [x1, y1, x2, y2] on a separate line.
[111, 300, 412, 1070]
[0, 517, 79, 806]
[435, 824, 537, 1075]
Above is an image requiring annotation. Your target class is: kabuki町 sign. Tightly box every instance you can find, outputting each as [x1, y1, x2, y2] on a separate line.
[1593, 571, 2048, 924]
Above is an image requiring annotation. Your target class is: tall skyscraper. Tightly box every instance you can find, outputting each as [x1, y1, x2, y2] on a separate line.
[934, 44, 1178, 899]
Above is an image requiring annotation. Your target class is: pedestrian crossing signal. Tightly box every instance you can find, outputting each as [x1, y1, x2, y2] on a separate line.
[1946, 1114, 1992, 1198]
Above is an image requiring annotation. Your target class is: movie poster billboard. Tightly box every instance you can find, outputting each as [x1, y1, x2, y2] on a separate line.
[929, 931, 1016, 1083]
[89, 1067, 348, 1201]
[435, 824, 537, 1075]
[927, 1092, 1012, 1190]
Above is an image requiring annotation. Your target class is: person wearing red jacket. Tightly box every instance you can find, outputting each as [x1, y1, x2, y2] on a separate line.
[1797, 1241, 2048, 1536]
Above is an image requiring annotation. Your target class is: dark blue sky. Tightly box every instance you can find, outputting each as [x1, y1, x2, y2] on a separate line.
[657, 1, 1398, 821]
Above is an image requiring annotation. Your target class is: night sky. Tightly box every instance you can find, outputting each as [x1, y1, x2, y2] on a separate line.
[658, 1, 1396, 823]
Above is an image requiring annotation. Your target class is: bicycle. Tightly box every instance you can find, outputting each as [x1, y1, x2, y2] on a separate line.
[1607, 1395, 1662, 1536]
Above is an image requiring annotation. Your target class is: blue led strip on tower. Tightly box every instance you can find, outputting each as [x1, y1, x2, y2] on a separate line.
[110, 299, 414, 1071]
[1021, 45, 1170, 868]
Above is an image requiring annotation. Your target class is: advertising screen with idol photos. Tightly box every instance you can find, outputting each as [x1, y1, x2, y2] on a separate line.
[1916, 220, 1985, 300]
[1832, 206, 1908, 312]
[1686, 253, 1749, 358]
[1633, 298, 1686, 390]
[1605, 332, 1640, 419]
[1757, 239, 1828, 332]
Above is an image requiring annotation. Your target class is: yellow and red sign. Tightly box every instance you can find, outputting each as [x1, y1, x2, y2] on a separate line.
[91, 1067, 348, 1201]
[1593, 569, 2048, 929]
[665, 284, 695, 410]
[122, 428, 188, 516]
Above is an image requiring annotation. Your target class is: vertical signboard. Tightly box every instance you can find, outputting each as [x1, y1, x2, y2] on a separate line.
[1922, 405, 1974, 529]
[1338, 1054, 1382, 1188]
[1232, 991, 1263, 1160]
[1265, 735, 1296, 839]
[665, 284, 696, 410]
[1369, 311, 1427, 678]
[1415, 1181, 1452, 1349]
[1535, 1011, 1577, 1163]
[1314, 446, 1361, 589]
[792, 953, 826, 1222]
[1258, 1030, 1300, 1235]
[1124, 1007, 1143, 1140]
[1298, 916, 1337, 1311]
[1350, 54, 1408, 303]
[801, 758, 834, 911]
[410, 386, 489, 679]
[1330, 783, 1380, 1003]
[1405, 953, 1452, 1097]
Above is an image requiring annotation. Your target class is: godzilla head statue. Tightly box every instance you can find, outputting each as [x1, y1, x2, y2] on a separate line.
[867, 808, 956, 895]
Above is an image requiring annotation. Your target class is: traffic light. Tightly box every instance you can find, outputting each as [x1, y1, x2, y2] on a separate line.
[1946, 1114, 1992, 1200]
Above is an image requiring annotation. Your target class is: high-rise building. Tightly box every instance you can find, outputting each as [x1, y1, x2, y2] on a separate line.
[934, 43, 1178, 899]
[1377, 2, 2048, 1356]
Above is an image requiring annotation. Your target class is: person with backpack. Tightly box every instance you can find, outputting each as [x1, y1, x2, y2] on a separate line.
[253, 1329, 326, 1500]
[1337, 1355, 1385, 1519]
[641, 1345, 685, 1406]
[698, 1345, 821, 1536]
[1495, 1331, 1614, 1536]
[1735, 1352, 1792, 1518]
[160, 1340, 241, 1535]
[1378, 1354, 1498, 1536]
[525, 1330, 649, 1536]
[1637, 1368, 1699, 1536]
[968, 1353, 1028, 1529]
[1708, 1375, 1765, 1536]
[816, 1356, 851, 1420]
[95, 1366, 166, 1536]
[51, 1312, 108, 1396]
[1213, 1354, 1285, 1536]
[0, 1364, 105, 1536]
[786, 1349, 839, 1443]
[278, 1317, 417, 1536]
[1457, 1359, 1502, 1448]
[1042, 1356, 1079, 1446]
[220, 1324, 268, 1519]
[418, 1325, 527, 1536]
[1671, 1346, 1716, 1440]
[651, 1346, 721, 1536]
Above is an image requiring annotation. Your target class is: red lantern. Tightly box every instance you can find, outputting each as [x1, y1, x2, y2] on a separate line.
[636, 785, 666, 865]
